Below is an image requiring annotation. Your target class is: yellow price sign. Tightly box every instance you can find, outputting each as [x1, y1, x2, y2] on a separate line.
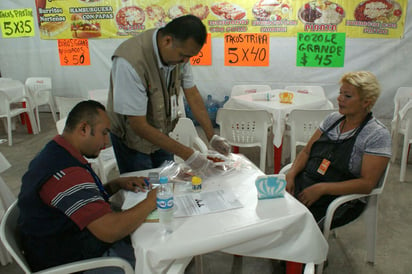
[0, 9, 35, 38]
[58, 39, 91, 66]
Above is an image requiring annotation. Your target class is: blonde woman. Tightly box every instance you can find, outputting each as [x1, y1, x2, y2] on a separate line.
[285, 71, 391, 229]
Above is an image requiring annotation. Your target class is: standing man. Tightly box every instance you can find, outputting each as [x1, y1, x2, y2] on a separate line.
[18, 101, 156, 272]
[107, 14, 230, 174]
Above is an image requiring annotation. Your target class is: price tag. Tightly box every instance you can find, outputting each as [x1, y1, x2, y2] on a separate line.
[191, 33, 211, 66]
[296, 32, 346, 68]
[58, 39, 91, 66]
[0, 9, 35, 38]
[224, 33, 269, 67]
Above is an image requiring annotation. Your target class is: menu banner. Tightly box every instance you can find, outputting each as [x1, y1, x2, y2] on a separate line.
[34, 0, 407, 40]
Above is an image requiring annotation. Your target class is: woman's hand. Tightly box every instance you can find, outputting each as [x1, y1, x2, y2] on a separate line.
[298, 183, 324, 207]
[114, 176, 149, 193]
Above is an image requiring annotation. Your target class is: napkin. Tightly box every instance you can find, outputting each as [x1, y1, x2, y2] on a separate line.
[255, 174, 286, 199]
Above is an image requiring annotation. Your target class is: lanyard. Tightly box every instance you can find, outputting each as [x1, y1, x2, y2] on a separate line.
[84, 163, 110, 202]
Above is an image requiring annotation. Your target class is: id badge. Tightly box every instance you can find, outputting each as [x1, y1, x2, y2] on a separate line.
[170, 95, 177, 121]
[317, 158, 331, 175]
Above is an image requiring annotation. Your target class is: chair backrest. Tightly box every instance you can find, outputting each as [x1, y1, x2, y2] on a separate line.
[169, 118, 208, 162]
[216, 108, 272, 147]
[231, 85, 271, 97]
[0, 201, 32, 273]
[177, 89, 186, 118]
[25, 77, 52, 105]
[25, 77, 52, 93]
[393, 87, 412, 119]
[54, 96, 86, 119]
[404, 106, 412, 135]
[288, 109, 336, 161]
[284, 85, 326, 98]
[56, 117, 67, 134]
[372, 163, 390, 195]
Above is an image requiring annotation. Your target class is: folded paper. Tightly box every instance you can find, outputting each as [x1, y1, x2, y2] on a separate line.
[255, 174, 286, 200]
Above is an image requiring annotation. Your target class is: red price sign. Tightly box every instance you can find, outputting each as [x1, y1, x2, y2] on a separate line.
[191, 33, 212, 66]
[57, 39, 91, 66]
[224, 33, 269, 66]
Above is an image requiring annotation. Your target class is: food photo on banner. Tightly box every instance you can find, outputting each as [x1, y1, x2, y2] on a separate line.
[33, 0, 407, 40]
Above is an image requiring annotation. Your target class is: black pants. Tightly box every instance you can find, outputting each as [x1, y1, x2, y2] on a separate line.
[309, 197, 367, 230]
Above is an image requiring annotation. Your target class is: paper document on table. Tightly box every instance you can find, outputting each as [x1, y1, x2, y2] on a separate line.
[174, 189, 242, 217]
[121, 191, 146, 210]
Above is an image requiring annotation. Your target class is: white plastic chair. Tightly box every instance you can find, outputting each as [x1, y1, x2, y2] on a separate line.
[54, 96, 86, 120]
[284, 85, 325, 97]
[216, 108, 272, 172]
[231, 84, 271, 97]
[286, 109, 336, 162]
[285, 85, 335, 108]
[0, 201, 134, 274]
[280, 162, 390, 274]
[177, 89, 186, 118]
[24, 77, 58, 132]
[0, 90, 38, 146]
[391, 87, 412, 163]
[397, 106, 412, 182]
[169, 118, 208, 163]
[56, 117, 118, 183]
[0, 152, 14, 266]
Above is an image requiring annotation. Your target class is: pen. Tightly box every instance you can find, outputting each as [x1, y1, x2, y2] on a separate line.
[143, 178, 150, 188]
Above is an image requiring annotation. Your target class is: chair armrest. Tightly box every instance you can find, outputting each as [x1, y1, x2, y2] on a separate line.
[38, 257, 134, 274]
[279, 163, 292, 174]
[322, 193, 370, 239]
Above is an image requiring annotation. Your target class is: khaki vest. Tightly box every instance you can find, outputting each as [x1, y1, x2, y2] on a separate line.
[107, 29, 181, 154]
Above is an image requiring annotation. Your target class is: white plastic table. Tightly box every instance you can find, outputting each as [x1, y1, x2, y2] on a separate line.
[223, 89, 331, 173]
[121, 154, 328, 274]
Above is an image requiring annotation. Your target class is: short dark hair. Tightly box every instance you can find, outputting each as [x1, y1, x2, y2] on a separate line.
[159, 14, 207, 46]
[65, 100, 105, 132]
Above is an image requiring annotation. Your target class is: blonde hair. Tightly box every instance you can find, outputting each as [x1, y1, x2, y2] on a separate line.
[339, 71, 381, 112]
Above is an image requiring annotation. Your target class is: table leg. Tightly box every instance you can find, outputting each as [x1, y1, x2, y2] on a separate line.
[286, 261, 303, 274]
[274, 144, 282, 174]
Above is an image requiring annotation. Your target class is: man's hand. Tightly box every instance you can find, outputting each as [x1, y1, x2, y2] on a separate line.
[185, 151, 219, 177]
[114, 176, 148, 193]
[210, 135, 231, 155]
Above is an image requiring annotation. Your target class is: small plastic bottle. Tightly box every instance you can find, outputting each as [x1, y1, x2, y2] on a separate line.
[191, 176, 202, 192]
[156, 176, 174, 233]
[220, 95, 229, 108]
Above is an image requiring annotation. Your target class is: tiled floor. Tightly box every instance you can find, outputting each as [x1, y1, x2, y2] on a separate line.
[0, 113, 411, 274]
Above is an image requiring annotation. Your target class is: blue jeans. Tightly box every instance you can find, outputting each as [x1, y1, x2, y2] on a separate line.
[110, 133, 174, 174]
[84, 238, 135, 274]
